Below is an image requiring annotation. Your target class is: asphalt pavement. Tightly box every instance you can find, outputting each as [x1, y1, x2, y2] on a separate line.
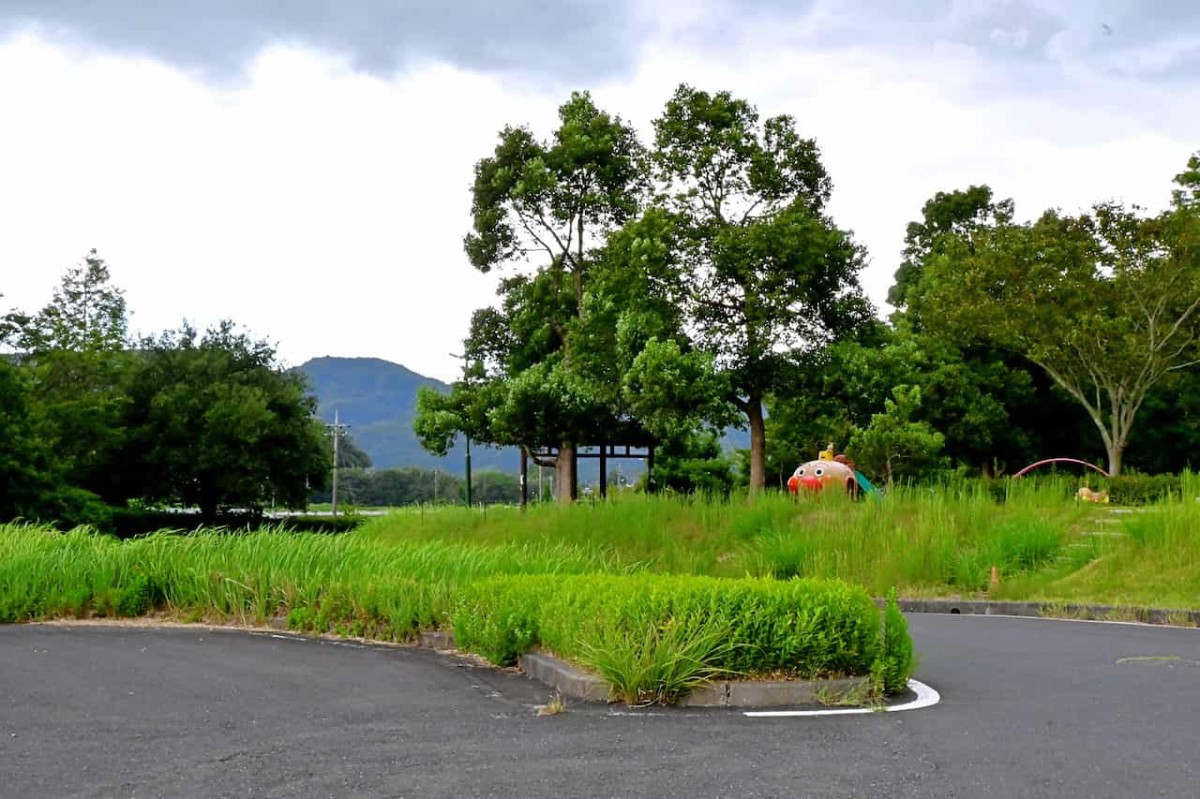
[1, 615, 1198, 798]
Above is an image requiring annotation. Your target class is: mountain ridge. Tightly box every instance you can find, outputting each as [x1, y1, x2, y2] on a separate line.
[296, 356, 514, 471]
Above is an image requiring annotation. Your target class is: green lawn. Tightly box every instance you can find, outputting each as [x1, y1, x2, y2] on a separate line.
[357, 480, 1200, 611]
[3, 479, 1196, 705]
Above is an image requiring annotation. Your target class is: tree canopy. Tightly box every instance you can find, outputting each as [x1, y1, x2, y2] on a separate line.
[919, 175, 1200, 475]
[649, 85, 872, 491]
[420, 85, 877, 498]
[0, 254, 332, 528]
[124, 321, 331, 522]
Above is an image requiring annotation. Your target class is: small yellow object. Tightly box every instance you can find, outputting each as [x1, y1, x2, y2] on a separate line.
[819, 442, 835, 461]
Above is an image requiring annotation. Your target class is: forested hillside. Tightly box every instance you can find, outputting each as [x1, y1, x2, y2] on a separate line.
[297, 356, 515, 471]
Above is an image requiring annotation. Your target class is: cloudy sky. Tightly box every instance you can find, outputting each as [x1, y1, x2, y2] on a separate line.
[1, 0, 1197, 382]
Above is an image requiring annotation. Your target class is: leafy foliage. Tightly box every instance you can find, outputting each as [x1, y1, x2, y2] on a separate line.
[17, 249, 128, 353]
[921, 196, 1200, 474]
[123, 321, 331, 521]
[847, 385, 947, 485]
[453, 574, 889, 690]
[651, 85, 872, 491]
[872, 589, 914, 696]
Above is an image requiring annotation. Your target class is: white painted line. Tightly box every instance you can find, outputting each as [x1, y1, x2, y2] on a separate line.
[743, 679, 940, 718]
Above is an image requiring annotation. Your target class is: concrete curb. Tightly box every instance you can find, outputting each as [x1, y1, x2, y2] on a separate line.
[885, 598, 1200, 627]
[517, 652, 611, 702]
[416, 631, 874, 707]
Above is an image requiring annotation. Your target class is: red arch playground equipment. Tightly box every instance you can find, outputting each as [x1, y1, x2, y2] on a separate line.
[1012, 457, 1111, 502]
[1012, 458, 1110, 479]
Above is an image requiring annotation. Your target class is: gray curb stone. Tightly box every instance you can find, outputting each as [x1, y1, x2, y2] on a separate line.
[417, 632, 872, 707]
[517, 652, 611, 702]
[885, 598, 1200, 626]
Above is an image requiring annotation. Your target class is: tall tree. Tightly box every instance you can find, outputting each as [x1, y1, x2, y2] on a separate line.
[846, 385, 946, 486]
[922, 173, 1200, 475]
[0, 358, 55, 521]
[14, 251, 133, 501]
[882, 188, 1091, 474]
[124, 321, 331, 523]
[457, 91, 647, 500]
[888, 186, 1012, 329]
[1173, 150, 1200, 209]
[652, 85, 871, 492]
[21, 249, 128, 353]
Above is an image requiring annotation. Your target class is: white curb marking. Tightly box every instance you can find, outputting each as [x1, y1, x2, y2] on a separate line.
[743, 679, 940, 718]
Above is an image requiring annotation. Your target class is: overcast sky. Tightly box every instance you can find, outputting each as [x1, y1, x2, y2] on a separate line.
[2, 0, 1197, 382]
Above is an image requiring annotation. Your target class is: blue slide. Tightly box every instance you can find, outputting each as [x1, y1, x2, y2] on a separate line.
[854, 471, 880, 498]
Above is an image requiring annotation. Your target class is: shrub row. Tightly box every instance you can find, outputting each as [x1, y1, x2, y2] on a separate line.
[1104, 474, 1184, 505]
[453, 574, 913, 703]
[979, 473, 1187, 505]
[106, 509, 364, 538]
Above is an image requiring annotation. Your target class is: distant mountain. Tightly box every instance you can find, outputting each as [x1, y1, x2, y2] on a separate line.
[296, 356, 753, 478]
[296, 357, 515, 471]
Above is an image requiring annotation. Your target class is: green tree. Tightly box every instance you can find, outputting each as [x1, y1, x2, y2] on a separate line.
[12, 252, 133, 502]
[124, 321, 331, 523]
[847, 385, 946, 485]
[651, 85, 872, 492]
[0, 358, 55, 520]
[458, 92, 647, 500]
[888, 186, 1011, 328]
[336, 433, 372, 470]
[650, 430, 735, 496]
[1124, 368, 1200, 473]
[1173, 150, 1200, 208]
[20, 250, 128, 352]
[922, 182, 1200, 475]
[885, 186, 1101, 475]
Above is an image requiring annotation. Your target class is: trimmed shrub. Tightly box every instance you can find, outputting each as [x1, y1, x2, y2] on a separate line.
[872, 589, 914, 695]
[454, 574, 895, 701]
[1105, 473, 1182, 505]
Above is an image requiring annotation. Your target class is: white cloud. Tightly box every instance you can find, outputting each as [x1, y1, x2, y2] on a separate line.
[2, 3, 1196, 382]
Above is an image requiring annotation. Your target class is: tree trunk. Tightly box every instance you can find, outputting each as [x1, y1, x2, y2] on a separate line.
[1107, 442, 1123, 477]
[747, 397, 766, 494]
[199, 499, 219, 527]
[556, 442, 578, 503]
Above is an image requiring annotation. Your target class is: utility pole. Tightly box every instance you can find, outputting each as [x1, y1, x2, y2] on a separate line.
[326, 409, 349, 518]
[449, 351, 474, 510]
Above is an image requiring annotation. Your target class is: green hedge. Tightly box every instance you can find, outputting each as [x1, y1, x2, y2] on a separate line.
[978, 473, 1186, 506]
[1104, 474, 1183, 505]
[453, 574, 913, 702]
[107, 509, 364, 538]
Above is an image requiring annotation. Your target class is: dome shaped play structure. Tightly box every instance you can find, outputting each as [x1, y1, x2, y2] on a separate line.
[786, 443, 878, 498]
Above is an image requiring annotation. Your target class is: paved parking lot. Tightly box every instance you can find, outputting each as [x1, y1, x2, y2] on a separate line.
[2, 615, 1197, 798]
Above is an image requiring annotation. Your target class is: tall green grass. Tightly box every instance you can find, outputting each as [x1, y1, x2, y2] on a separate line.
[1028, 499, 1200, 609]
[356, 477, 1200, 609]
[0, 525, 626, 636]
[360, 480, 1094, 596]
[0, 522, 916, 701]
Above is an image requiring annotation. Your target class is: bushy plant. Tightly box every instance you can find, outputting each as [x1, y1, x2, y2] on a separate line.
[453, 574, 895, 700]
[1105, 473, 1182, 505]
[872, 589, 914, 696]
[580, 618, 734, 705]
